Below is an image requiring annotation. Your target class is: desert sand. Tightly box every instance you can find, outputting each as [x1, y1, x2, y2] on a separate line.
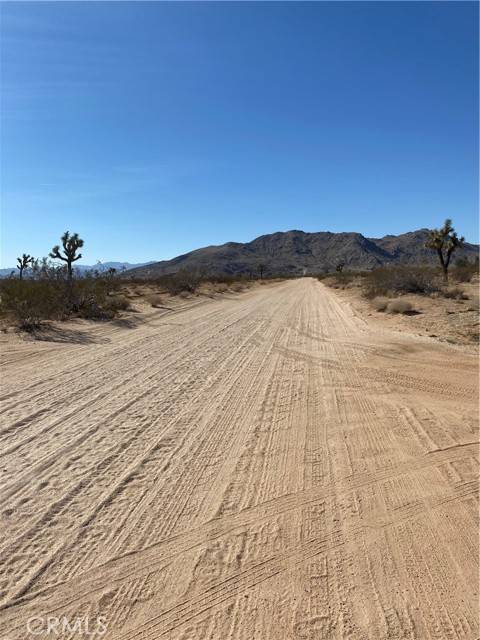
[0, 278, 478, 639]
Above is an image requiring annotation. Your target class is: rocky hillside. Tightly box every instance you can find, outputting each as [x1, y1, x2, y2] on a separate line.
[129, 229, 478, 278]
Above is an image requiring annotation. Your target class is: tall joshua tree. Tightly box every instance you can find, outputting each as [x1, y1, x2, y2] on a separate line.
[16, 253, 34, 280]
[49, 231, 84, 281]
[425, 219, 464, 283]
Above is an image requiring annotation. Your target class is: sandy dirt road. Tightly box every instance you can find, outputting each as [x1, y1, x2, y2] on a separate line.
[0, 278, 478, 639]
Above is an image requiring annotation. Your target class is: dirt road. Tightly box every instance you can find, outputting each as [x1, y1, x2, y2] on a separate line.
[0, 279, 478, 639]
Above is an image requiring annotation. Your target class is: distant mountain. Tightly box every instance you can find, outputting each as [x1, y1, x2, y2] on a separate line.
[0, 261, 153, 279]
[128, 229, 479, 278]
[73, 261, 155, 274]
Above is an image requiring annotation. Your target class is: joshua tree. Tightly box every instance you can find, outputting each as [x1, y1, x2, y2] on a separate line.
[425, 219, 464, 283]
[16, 253, 34, 280]
[258, 263, 266, 279]
[335, 261, 345, 273]
[49, 231, 84, 281]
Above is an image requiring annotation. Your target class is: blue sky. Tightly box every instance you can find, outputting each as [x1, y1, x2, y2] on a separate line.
[1, 1, 478, 266]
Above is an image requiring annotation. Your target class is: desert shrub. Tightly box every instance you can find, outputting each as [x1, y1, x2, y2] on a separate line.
[178, 290, 190, 298]
[336, 271, 355, 285]
[452, 258, 479, 283]
[325, 271, 355, 288]
[442, 286, 468, 300]
[147, 294, 164, 307]
[453, 266, 476, 283]
[31, 257, 69, 282]
[0, 279, 67, 330]
[215, 283, 228, 293]
[0, 272, 128, 329]
[77, 296, 114, 320]
[386, 299, 413, 314]
[363, 266, 439, 298]
[466, 295, 479, 311]
[230, 282, 244, 292]
[371, 296, 389, 312]
[68, 280, 122, 319]
[163, 269, 200, 295]
[106, 295, 131, 311]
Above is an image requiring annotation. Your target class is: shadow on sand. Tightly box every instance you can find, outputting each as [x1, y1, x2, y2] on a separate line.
[31, 325, 110, 345]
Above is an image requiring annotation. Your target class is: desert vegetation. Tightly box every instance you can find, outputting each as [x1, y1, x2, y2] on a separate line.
[2, 219, 477, 337]
[16, 253, 34, 280]
[425, 219, 464, 282]
[49, 231, 84, 281]
[322, 260, 478, 324]
[318, 220, 478, 340]
[324, 259, 478, 298]
[0, 233, 271, 333]
[322, 219, 477, 300]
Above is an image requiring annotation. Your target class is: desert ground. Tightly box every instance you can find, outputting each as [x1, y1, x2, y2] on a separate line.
[0, 278, 478, 639]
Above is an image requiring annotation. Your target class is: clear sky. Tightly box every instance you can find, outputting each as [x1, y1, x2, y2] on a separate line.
[1, 1, 478, 266]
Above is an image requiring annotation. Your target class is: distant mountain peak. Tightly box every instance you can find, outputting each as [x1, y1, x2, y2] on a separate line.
[128, 228, 478, 278]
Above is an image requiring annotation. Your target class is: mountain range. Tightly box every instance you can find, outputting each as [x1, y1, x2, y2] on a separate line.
[0, 261, 153, 279]
[128, 229, 479, 278]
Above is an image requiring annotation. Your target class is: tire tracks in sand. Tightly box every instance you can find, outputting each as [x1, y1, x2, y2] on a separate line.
[0, 279, 478, 639]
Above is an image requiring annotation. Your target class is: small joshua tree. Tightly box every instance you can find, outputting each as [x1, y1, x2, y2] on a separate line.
[258, 263, 266, 279]
[336, 261, 345, 273]
[425, 219, 464, 283]
[49, 231, 84, 281]
[16, 253, 34, 280]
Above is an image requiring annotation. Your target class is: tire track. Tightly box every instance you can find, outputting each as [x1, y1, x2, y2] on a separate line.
[0, 279, 477, 640]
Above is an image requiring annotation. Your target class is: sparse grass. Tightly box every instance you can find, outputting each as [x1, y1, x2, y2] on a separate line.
[386, 298, 413, 314]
